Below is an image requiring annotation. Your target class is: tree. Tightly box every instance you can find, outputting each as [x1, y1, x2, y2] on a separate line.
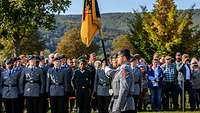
[0, 38, 14, 63]
[56, 28, 99, 58]
[127, 6, 156, 62]
[20, 30, 46, 55]
[143, 0, 191, 55]
[112, 35, 136, 55]
[0, 0, 71, 56]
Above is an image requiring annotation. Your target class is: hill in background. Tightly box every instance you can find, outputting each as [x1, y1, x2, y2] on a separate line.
[40, 9, 200, 53]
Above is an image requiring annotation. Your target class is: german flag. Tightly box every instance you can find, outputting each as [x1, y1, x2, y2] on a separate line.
[80, 0, 101, 47]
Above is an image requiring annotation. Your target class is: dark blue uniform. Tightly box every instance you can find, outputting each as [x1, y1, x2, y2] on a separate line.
[72, 68, 92, 113]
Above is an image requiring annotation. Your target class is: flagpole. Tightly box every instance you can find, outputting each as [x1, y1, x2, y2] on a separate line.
[100, 29, 108, 66]
[182, 77, 185, 112]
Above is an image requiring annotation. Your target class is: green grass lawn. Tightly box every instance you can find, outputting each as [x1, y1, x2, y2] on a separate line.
[61, 110, 200, 113]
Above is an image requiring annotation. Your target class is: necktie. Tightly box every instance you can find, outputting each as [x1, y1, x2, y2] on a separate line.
[9, 70, 11, 77]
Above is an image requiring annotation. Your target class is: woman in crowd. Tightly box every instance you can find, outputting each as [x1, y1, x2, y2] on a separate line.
[191, 58, 200, 109]
[148, 59, 164, 111]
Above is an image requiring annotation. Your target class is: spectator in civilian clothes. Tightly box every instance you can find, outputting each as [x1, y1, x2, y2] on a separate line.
[190, 58, 200, 109]
[148, 59, 164, 111]
[161, 56, 178, 111]
[178, 54, 195, 111]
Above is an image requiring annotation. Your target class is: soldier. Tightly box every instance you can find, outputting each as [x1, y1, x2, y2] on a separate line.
[109, 49, 135, 113]
[13, 57, 25, 113]
[0, 65, 2, 113]
[46, 56, 68, 113]
[87, 53, 97, 110]
[93, 61, 110, 113]
[60, 55, 73, 113]
[72, 56, 92, 113]
[19, 55, 45, 113]
[130, 56, 142, 112]
[39, 56, 49, 113]
[2, 58, 20, 113]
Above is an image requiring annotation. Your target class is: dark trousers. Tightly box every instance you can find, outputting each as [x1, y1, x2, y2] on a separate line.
[50, 96, 66, 113]
[3, 98, 18, 113]
[39, 94, 49, 113]
[150, 87, 162, 111]
[194, 89, 200, 108]
[26, 97, 40, 113]
[180, 81, 195, 111]
[162, 82, 178, 110]
[0, 96, 2, 113]
[138, 88, 148, 111]
[133, 95, 139, 112]
[18, 96, 24, 113]
[97, 96, 110, 113]
[76, 88, 91, 113]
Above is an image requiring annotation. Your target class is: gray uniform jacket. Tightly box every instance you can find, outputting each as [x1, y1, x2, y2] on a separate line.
[46, 67, 68, 96]
[20, 66, 45, 97]
[1, 68, 20, 99]
[110, 63, 135, 112]
[93, 68, 110, 96]
[132, 66, 142, 95]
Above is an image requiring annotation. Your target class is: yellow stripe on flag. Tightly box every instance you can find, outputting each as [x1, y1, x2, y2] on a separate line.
[81, 0, 101, 47]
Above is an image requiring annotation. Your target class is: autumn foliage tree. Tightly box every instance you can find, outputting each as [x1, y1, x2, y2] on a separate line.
[56, 28, 98, 58]
[127, 0, 200, 60]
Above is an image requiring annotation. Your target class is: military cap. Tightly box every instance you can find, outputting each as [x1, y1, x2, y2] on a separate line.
[130, 56, 136, 62]
[5, 58, 13, 65]
[40, 56, 45, 61]
[78, 56, 87, 63]
[111, 54, 117, 61]
[35, 56, 41, 61]
[133, 54, 141, 60]
[12, 57, 21, 62]
[60, 55, 65, 59]
[117, 49, 131, 59]
[54, 56, 61, 61]
[90, 52, 96, 56]
[138, 64, 145, 68]
[28, 55, 36, 60]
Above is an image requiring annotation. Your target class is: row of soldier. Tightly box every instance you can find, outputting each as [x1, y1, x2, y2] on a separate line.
[0, 49, 200, 113]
